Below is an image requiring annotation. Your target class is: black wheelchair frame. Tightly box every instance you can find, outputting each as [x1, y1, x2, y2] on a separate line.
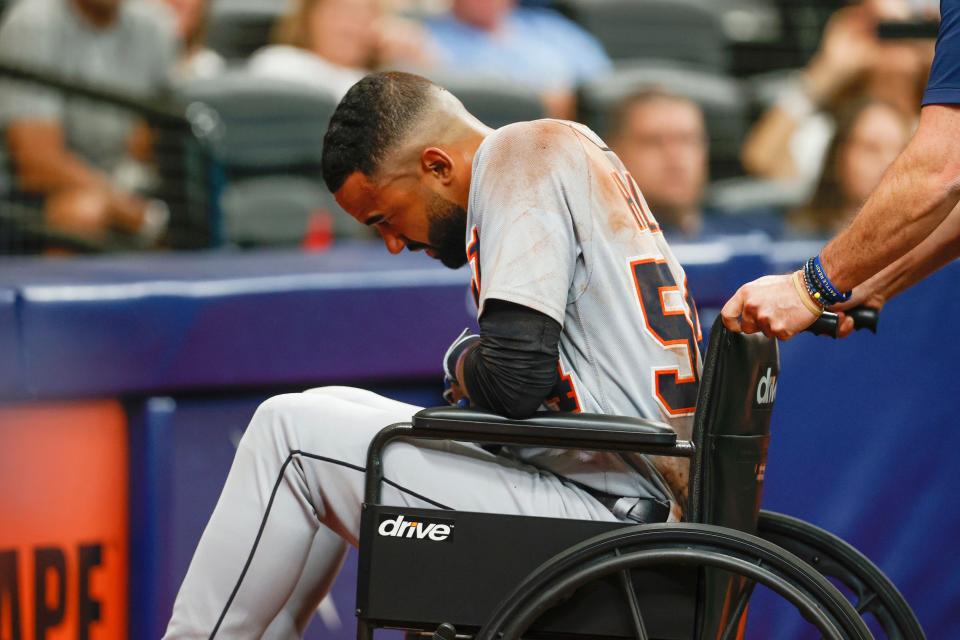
[355, 314, 923, 640]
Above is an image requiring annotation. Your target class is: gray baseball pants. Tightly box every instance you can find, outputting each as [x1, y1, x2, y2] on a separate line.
[162, 386, 620, 639]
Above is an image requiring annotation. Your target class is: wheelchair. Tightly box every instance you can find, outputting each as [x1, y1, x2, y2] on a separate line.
[355, 314, 924, 640]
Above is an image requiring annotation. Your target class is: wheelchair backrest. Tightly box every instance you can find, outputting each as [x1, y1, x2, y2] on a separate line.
[688, 316, 779, 530]
[686, 317, 779, 637]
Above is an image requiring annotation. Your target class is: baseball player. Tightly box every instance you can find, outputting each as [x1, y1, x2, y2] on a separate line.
[164, 72, 702, 638]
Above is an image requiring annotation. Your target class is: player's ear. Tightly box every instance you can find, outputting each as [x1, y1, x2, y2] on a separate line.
[421, 147, 455, 185]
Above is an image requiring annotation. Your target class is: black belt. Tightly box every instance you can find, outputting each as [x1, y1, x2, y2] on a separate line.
[585, 489, 671, 524]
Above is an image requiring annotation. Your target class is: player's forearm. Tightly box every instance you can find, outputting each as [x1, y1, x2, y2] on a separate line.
[821, 105, 960, 291]
[459, 300, 562, 419]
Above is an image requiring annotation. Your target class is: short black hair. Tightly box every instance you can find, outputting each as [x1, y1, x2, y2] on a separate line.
[322, 72, 435, 193]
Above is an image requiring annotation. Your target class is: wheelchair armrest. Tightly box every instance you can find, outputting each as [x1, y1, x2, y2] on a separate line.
[411, 407, 678, 452]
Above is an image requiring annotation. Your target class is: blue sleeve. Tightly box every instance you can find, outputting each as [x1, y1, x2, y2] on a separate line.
[923, 0, 960, 105]
[527, 10, 611, 84]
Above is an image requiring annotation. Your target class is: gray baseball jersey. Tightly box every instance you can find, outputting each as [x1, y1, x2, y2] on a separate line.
[466, 119, 703, 499]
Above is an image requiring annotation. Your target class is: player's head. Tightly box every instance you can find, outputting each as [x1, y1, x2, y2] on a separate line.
[609, 89, 708, 223]
[322, 72, 491, 269]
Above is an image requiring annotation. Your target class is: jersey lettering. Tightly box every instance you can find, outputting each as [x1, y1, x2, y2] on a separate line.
[611, 171, 660, 233]
[608, 161, 699, 416]
[545, 361, 582, 413]
[630, 257, 700, 416]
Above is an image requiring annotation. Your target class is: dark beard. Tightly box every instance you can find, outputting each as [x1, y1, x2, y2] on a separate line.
[426, 192, 468, 269]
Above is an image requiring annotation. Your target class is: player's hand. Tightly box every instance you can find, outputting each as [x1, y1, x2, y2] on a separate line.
[721, 273, 821, 340]
[443, 328, 481, 381]
[442, 328, 480, 407]
[442, 376, 469, 408]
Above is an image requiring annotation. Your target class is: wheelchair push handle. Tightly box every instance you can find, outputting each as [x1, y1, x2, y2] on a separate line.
[805, 306, 880, 338]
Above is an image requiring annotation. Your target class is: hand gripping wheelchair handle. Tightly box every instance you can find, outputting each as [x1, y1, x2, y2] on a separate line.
[806, 306, 880, 338]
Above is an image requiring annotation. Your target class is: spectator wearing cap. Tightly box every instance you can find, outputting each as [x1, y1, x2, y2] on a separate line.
[0, 0, 177, 245]
[424, 0, 611, 119]
[609, 89, 782, 241]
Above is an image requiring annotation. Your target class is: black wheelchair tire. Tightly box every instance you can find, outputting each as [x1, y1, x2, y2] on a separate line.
[757, 510, 925, 640]
[476, 523, 872, 640]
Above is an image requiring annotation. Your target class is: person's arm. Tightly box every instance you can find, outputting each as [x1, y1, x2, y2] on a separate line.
[821, 104, 960, 291]
[721, 104, 960, 339]
[452, 299, 561, 419]
[7, 121, 149, 230]
[741, 6, 876, 179]
[740, 104, 803, 179]
[6, 120, 110, 193]
[839, 200, 960, 319]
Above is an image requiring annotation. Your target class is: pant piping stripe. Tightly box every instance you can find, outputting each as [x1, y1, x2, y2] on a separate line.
[208, 449, 450, 638]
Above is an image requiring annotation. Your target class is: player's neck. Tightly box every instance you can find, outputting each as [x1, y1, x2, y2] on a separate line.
[448, 130, 490, 208]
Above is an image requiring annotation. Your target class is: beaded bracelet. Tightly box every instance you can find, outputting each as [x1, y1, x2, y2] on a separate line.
[804, 255, 851, 306]
[800, 266, 827, 309]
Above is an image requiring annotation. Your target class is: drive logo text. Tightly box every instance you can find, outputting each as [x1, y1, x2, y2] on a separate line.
[756, 368, 778, 405]
[377, 514, 455, 542]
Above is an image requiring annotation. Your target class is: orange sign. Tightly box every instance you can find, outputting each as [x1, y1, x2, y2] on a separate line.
[0, 401, 128, 640]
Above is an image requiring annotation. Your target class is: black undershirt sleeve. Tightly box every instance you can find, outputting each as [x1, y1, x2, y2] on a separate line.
[460, 298, 562, 419]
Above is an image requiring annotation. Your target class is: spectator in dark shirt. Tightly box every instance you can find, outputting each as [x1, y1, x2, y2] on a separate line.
[609, 89, 781, 241]
[0, 0, 176, 245]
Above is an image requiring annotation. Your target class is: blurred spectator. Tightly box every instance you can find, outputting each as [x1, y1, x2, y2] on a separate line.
[787, 99, 911, 237]
[424, 0, 611, 119]
[0, 0, 176, 245]
[742, 0, 934, 192]
[609, 89, 781, 241]
[160, 0, 224, 81]
[248, 0, 433, 98]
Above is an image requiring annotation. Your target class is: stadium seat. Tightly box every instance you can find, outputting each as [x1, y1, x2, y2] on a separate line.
[178, 72, 336, 171]
[579, 61, 749, 179]
[175, 72, 365, 246]
[206, 0, 284, 61]
[220, 177, 359, 247]
[428, 74, 548, 129]
[556, 0, 730, 71]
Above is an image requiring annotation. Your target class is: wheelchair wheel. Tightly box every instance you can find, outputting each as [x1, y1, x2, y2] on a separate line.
[757, 510, 925, 640]
[475, 523, 872, 640]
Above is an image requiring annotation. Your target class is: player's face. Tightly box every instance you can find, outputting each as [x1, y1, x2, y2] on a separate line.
[335, 171, 468, 269]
